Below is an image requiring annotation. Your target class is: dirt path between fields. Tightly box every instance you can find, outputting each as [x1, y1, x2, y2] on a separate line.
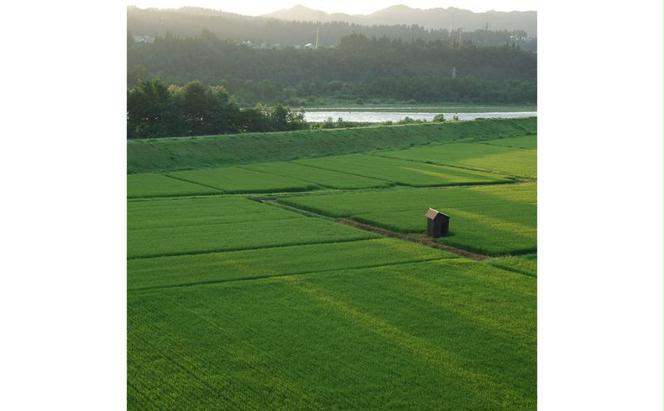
[258, 198, 489, 261]
[337, 219, 488, 261]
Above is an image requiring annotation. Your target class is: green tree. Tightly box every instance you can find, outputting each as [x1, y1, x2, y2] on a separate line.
[175, 81, 239, 135]
[268, 104, 305, 131]
[127, 79, 181, 138]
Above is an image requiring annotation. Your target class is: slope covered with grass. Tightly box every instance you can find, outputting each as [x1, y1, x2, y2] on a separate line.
[127, 118, 536, 173]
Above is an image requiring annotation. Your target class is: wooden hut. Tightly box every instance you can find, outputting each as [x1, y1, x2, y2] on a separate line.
[425, 208, 450, 238]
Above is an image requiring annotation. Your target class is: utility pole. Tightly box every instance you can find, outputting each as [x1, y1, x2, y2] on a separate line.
[315, 26, 319, 49]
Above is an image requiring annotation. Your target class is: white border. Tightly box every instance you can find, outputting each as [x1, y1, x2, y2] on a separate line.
[539, 1, 663, 410]
[0, 1, 126, 410]
[0, 1, 662, 410]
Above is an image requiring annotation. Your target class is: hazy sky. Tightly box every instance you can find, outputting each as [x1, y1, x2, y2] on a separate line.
[128, 1, 536, 15]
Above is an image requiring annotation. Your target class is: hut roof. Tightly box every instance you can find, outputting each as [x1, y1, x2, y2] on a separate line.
[426, 208, 450, 220]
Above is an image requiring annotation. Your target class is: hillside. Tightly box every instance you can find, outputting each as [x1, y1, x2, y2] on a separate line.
[127, 6, 537, 50]
[264, 5, 354, 23]
[127, 32, 536, 105]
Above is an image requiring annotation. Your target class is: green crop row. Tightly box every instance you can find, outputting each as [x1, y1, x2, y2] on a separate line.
[128, 162, 390, 198]
[169, 167, 318, 194]
[279, 183, 536, 255]
[295, 154, 510, 187]
[378, 140, 536, 178]
[128, 259, 536, 410]
[128, 238, 455, 290]
[128, 174, 220, 198]
[484, 134, 537, 149]
[128, 196, 299, 230]
[128, 216, 376, 259]
[128, 153, 512, 198]
[485, 255, 538, 277]
[128, 196, 377, 258]
[242, 161, 392, 189]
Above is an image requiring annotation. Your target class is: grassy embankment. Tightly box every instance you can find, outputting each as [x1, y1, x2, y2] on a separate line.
[127, 117, 536, 174]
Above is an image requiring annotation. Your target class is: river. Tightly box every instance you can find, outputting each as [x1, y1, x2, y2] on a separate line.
[303, 111, 537, 123]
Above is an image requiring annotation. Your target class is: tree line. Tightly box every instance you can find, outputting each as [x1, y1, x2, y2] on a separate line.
[218, 76, 535, 106]
[128, 32, 536, 105]
[127, 79, 306, 139]
[127, 78, 462, 139]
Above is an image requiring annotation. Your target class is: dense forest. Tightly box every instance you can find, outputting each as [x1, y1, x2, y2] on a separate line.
[128, 6, 537, 50]
[128, 32, 537, 105]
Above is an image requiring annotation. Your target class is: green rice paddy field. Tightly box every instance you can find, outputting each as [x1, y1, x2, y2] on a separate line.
[378, 142, 537, 178]
[127, 174, 220, 198]
[280, 183, 536, 255]
[127, 120, 537, 410]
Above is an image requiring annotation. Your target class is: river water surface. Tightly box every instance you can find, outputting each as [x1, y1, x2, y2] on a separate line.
[303, 111, 537, 123]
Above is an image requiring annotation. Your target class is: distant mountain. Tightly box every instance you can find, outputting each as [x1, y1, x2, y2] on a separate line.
[264, 5, 355, 23]
[263, 4, 537, 37]
[128, 7, 537, 51]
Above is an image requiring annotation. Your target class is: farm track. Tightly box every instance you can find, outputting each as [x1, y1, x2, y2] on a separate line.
[338, 219, 490, 261]
[259, 198, 491, 261]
